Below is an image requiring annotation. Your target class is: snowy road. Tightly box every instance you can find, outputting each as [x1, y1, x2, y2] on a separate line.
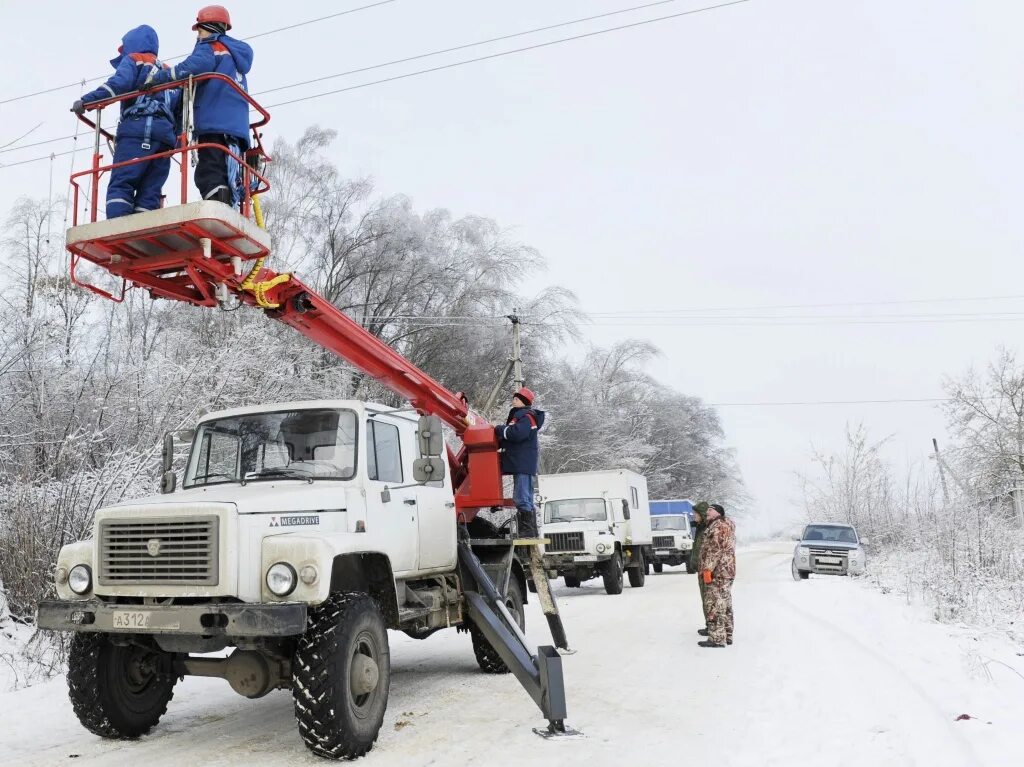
[2, 543, 1022, 767]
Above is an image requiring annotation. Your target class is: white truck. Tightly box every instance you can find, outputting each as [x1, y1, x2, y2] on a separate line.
[539, 470, 653, 594]
[38, 401, 570, 759]
[650, 514, 695, 573]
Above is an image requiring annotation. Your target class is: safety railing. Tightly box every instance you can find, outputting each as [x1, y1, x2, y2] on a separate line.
[70, 72, 271, 225]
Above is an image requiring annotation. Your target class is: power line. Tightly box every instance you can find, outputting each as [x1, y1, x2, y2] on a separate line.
[0, 0, 753, 169]
[0, 133, 80, 156]
[0, 0, 399, 106]
[255, 0, 693, 97]
[709, 397, 954, 407]
[264, 0, 752, 109]
[0, 148, 77, 169]
[584, 294, 1024, 315]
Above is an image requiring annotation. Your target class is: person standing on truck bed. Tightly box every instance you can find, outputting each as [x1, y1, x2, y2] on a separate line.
[690, 502, 711, 637]
[697, 503, 736, 648]
[147, 5, 254, 207]
[495, 387, 546, 538]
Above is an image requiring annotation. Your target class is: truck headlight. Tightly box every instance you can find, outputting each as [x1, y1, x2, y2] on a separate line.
[266, 562, 297, 597]
[68, 564, 92, 595]
[596, 543, 607, 554]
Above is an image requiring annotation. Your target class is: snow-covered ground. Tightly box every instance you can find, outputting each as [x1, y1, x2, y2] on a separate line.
[2, 542, 1022, 766]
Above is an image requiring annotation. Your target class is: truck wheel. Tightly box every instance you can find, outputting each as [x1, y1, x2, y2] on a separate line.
[791, 561, 809, 581]
[470, 578, 525, 674]
[67, 632, 176, 739]
[627, 551, 646, 588]
[602, 552, 624, 595]
[653, 562, 664, 574]
[293, 592, 391, 760]
[686, 561, 696, 575]
[564, 575, 581, 588]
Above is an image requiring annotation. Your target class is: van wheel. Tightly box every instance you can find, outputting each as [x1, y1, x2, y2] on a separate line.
[627, 551, 646, 588]
[67, 632, 176, 739]
[293, 592, 390, 760]
[602, 552, 624, 595]
[653, 562, 664, 574]
[471, 578, 525, 674]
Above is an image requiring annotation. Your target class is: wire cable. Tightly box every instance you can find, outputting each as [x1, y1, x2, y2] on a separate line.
[264, 0, 752, 109]
[255, 0, 693, 97]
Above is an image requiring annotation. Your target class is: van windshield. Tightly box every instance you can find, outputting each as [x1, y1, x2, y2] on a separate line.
[185, 408, 358, 487]
[652, 516, 689, 531]
[544, 498, 607, 523]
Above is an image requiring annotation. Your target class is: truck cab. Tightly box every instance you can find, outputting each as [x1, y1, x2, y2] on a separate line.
[650, 513, 694, 573]
[539, 470, 652, 595]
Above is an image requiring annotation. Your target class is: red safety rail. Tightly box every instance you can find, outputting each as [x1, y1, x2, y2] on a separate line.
[64, 84, 508, 519]
[70, 73, 271, 225]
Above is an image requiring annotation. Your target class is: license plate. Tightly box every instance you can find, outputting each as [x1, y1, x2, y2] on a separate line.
[573, 555, 597, 563]
[656, 549, 671, 556]
[817, 557, 841, 565]
[112, 610, 151, 629]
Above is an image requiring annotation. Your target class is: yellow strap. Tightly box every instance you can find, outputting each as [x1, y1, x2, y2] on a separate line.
[240, 194, 290, 308]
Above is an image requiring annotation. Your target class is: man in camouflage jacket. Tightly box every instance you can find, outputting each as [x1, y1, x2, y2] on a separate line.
[697, 503, 736, 648]
[690, 502, 710, 635]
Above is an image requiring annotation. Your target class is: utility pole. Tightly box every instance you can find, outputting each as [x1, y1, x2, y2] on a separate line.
[932, 438, 951, 506]
[481, 310, 525, 414]
[510, 309, 524, 390]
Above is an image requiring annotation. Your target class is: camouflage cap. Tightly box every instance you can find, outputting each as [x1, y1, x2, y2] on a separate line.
[692, 501, 709, 518]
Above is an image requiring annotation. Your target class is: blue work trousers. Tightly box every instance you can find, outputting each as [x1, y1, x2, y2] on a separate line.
[106, 138, 172, 218]
[513, 474, 536, 512]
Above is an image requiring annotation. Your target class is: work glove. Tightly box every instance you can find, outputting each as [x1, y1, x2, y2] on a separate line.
[702, 570, 713, 584]
[146, 69, 171, 88]
[71, 99, 85, 115]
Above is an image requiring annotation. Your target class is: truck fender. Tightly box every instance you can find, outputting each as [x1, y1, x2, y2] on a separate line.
[330, 553, 399, 629]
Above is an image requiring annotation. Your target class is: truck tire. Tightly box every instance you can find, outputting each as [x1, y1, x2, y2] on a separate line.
[602, 552, 624, 595]
[563, 575, 581, 588]
[67, 632, 176, 739]
[653, 562, 664, 574]
[686, 561, 697, 575]
[470, 578, 525, 674]
[293, 592, 391, 760]
[627, 551, 646, 588]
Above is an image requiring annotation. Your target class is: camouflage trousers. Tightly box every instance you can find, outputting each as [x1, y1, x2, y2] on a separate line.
[703, 579, 734, 645]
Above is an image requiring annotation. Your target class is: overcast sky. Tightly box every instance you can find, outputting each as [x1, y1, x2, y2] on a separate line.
[2, 1, 1022, 534]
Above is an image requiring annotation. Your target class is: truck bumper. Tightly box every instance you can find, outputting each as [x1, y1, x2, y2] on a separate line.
[542, 553, 610, 573]
[36, 600, 308, 637]
[652, 548, 690, 565]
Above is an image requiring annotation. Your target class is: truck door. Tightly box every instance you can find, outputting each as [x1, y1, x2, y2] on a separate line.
[365, 417, 418, 575]
[415, 472, 457, 571]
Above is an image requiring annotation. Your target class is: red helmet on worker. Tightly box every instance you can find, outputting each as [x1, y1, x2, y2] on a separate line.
[192, 5, 232, 31]
[513, 387, 535, 407]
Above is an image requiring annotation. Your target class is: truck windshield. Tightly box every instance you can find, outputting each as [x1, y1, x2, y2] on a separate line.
[802, 525, 858, 544]
[544, 498, 607, 523]
[185, 408, 358, 487]
[652, 516, 689, 531]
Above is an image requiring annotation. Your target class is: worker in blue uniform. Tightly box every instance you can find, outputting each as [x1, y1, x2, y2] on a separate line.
[73, 25, 180, 219]
[147, 5, 254, 208]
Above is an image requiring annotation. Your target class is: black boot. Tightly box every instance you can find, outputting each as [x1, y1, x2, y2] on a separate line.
[698, 640, 726, 648]
[697, 628, 709, 636]
[516, 508, 538, 539]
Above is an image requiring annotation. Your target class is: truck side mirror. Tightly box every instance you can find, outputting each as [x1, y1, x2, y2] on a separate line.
[859, 537, 870, 546]
[161, 470, 177, 494]
[162, 432, 174, 473]
[621, 499, 631, 520]
[413, 456, 446, 483]
[416, 415, 444, 457]
[381, 487, 392, 504]
[791, 534, 801, 541]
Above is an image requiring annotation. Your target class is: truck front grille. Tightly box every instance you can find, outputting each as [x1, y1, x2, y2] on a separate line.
[809, 547, 848, 573]
[99, 516, 219, 586]
[546, 532, 585, 552]
[653, 535, 675, 548]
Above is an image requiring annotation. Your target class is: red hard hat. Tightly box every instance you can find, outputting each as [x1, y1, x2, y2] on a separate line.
[514, 387, 535, 406]
[192, 5, 232, 30]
